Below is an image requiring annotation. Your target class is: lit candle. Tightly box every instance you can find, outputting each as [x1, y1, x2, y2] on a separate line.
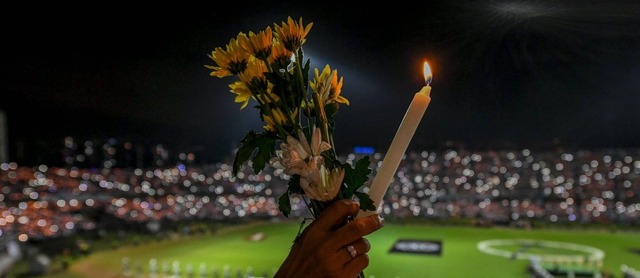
[358, 61, 433, 218]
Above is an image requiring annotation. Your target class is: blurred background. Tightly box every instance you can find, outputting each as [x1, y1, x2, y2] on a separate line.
[1, 1, 639, 277]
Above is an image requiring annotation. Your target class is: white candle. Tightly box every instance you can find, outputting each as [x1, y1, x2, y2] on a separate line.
[358, 61, 432, 218]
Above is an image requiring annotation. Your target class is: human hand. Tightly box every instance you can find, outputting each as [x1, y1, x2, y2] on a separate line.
[275, 200, 384, 278]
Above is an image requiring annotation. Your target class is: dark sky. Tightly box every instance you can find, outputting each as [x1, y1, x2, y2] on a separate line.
[3, 1, 640, 165]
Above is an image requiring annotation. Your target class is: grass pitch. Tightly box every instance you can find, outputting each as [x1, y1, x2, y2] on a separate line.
[68, 222, 640, 278]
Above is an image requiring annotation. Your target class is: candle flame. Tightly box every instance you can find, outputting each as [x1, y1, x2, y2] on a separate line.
[423, 61, 432, 86]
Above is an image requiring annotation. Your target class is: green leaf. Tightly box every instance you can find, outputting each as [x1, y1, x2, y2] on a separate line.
[287, 174, 303, 194]
[232, 131, 277, 176]
[278, 192, 292, 217]
[354, 192, 376, 212]
[251, 143, 275, 174]
[324, 102, 339, 118]
[303, 58, 311, 85]
[342, 156, 372, 198]
[324, 103, 339, 134]
[232, 131, 258, 176]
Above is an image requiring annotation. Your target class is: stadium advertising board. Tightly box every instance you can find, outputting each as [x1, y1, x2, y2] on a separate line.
[389, 239, 442, 256]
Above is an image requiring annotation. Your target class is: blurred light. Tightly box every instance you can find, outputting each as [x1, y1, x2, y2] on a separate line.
[18, 216, 29, 224]
[38, 165, 48, 172]
[354, 146, 375, 155]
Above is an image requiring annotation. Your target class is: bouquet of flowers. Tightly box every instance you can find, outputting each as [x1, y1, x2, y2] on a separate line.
[205, 17, 375, 221]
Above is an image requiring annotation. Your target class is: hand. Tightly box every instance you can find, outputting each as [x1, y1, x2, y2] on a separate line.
[275, 200, 384, 278]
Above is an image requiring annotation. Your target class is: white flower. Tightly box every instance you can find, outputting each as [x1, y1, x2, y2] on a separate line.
[300, 164, 344, 201]
[270, 127, 341, 201]
[288, 127, 331, 159]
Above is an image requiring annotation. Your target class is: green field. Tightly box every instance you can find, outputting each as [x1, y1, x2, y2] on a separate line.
[68, 222, 640, 278]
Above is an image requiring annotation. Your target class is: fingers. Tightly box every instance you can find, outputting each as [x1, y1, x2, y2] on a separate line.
[336, 238, 371, 267]
[312, 199, 360, 233]
[329, 213, 383, 250]
[343, 254, 369, 278]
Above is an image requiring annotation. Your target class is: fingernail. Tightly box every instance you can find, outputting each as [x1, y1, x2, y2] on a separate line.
[377, 215, 385, 227]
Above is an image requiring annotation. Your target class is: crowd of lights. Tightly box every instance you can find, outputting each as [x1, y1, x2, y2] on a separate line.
[1, 147, 639, 242]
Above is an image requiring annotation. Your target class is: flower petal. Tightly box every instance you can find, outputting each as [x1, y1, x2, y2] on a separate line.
[296, 129, 312, 156]
[287, 135, 309, 160]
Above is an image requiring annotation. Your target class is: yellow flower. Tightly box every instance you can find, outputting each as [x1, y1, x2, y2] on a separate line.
[205, 36, 251, 77]
[239, 58, 269, 94]
[274, 17, 313, 52]
[263, 107, 297, 132]
[239, 27, 273, 61]
[229, 80, 278, 110]
[262, 84, 279, 104]
[310, 65, 348, 105]
[228, 81, 252, 109]
[269, 40, 293, 70]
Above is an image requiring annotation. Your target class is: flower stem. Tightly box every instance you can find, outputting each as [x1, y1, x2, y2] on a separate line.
[267, 63, 299, 133]
[311, 91, 331, 145]
[301, 195, 317, 219]
[255, 94, 289, 139]
[294, 50, 307, 99]
[293, 51, 313, 132]
[262, 88, 298, 134]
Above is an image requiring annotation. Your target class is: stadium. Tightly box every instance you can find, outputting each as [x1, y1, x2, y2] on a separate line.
[1, 142, 639, 277]
[3, 1, 640, 277]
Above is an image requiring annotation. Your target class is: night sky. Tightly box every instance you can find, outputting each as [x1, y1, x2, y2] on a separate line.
[3, 1, 640, 165]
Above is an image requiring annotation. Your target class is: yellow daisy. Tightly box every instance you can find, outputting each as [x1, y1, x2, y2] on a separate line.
[205, 36, 251, 77]
[310, 65, 348, 105]
[269, 40, 293, 70]
[263, 107, 297, 132]
[228, 81, 252, 109]
[229, 80, 279, 110]
[239, 27, 273, 61]
[239, 58, 269, 94]
[274, 17, 313, 52]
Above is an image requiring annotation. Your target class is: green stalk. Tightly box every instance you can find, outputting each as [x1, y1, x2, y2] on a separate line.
[266, 63, 298, 133]
[256, 94, 289, 139]
[301, 195, 317, 219]
[293, 51, 313, 133]
[294, 50, 307, 101]
[311, 92, 331, 145]
[262, 89, 297, 135]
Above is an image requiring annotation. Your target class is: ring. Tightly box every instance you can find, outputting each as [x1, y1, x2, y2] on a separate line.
[347, 245, 357, 258]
